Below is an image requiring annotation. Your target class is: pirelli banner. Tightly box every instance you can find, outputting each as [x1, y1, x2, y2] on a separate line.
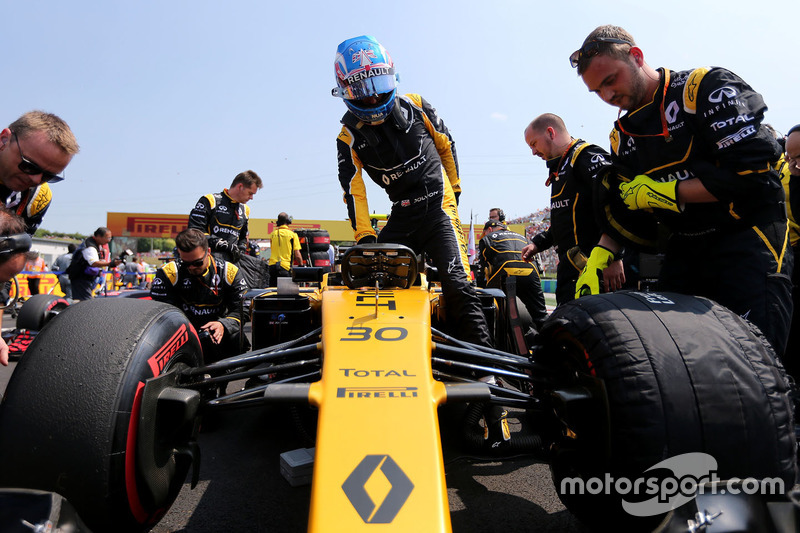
[107, 213, 527, 243]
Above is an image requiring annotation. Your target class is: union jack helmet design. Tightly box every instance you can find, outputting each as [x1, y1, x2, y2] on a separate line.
[332, 35, 399, 124]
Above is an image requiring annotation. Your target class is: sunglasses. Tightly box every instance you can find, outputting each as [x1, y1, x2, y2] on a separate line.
[12, 131, 65, 183]
[182, 250, 208, 268]
[569, 37, 633, 68]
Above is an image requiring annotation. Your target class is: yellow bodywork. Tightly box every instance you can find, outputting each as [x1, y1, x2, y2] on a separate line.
[307, 284, 452, 532]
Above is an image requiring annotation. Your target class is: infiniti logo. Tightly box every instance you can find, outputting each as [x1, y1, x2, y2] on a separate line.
[708, 86, 737, 103]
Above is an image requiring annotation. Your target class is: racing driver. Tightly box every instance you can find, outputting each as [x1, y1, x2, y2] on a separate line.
[572, 25, 793, 356]
[332, 35, 491, 348]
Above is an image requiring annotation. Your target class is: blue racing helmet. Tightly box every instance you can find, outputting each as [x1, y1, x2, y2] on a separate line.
[333, 35, 399, 124]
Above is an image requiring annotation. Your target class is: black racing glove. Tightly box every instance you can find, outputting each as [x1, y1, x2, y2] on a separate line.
[229, 245, 241, 263]
[357, 235, 377, 245]
[212, 240, 228, 254]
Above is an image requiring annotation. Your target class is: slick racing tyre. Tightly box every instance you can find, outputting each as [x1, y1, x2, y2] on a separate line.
[15, 294, 70, 331]
[308, 251, 332, 271]
[537, 291, 795, 528]
[297, 229, 330, 253]
[0, 298, 203, 533]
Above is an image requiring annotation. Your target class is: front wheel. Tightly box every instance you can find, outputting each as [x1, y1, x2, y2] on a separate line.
[15, 294, 70, 331]
[538, 291, 795, 528]
[0, 298, 203, 532]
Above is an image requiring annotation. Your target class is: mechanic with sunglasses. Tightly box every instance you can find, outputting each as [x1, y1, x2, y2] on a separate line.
[572, 25, 793, 357]
[0, 111, 78, 335]
[150, 228, 250, 364]
[0, 111, 78, 234]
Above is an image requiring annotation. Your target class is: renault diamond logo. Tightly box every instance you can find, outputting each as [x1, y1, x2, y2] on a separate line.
[342, 455, 414, 523]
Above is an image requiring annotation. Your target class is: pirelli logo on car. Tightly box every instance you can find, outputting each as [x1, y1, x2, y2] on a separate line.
[337, 387, 418, 399]
[147, 324, 189, 376]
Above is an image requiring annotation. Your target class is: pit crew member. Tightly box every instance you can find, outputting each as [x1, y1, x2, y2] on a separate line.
[188, 170, 263, 264]
[268, 212, 302, 286]
[0, 208, 34, 365]
[572, 24, 793, 356]
[479, 220, 547, 330]
[150, 228, 250, 363]
[521, 113, 626, 305]
[68, 227, 122, 301]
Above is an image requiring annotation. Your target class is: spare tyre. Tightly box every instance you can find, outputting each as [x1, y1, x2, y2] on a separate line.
[536, 290, 795, 528]
[298, 229, 330, 253]
[308, 251, 332, 272]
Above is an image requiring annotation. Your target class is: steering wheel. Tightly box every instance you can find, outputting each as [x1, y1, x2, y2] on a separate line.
[340, 244, 419, 289]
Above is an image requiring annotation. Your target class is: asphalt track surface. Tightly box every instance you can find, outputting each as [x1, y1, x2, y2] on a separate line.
[0, 311, 589, 533]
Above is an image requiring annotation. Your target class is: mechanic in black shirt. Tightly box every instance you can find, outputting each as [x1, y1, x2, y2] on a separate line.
[572, 24, 793, 356]
[150, 228, 249, 364]
[68, 227, 122, 301]
[782, 125, 800, 373]
[0, 209, 34, 366]
[521, 113, 626, 305]
[0, 111, 78, 234]
[479, 220, 547, 329]
[333, 35, 491, 348]
[188, 170, 263, 264]
[0, 111, 79, 334]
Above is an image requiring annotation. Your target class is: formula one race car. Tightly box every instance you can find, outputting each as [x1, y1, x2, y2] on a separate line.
[0, 244, 797, 532]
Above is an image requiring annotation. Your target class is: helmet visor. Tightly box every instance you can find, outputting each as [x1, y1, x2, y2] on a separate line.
[334, 72, 397, 100]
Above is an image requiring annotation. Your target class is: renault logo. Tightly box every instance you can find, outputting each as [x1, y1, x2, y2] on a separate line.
[342, 455, 414, 523]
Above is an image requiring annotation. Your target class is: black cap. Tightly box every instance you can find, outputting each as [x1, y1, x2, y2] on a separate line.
[788, 124, 800, 136]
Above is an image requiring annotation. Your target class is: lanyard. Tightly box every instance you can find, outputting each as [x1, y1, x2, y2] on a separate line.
[615, 69, 672, 141]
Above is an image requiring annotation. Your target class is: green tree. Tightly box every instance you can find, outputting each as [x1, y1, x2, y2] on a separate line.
[35, 228, 85, 241]
[153, 238, 175, 252]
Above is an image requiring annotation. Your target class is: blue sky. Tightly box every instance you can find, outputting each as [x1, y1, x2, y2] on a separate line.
[5, 0, 798, 235]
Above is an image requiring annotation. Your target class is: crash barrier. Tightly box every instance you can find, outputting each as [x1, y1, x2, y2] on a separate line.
[11, 271, 156, 298]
